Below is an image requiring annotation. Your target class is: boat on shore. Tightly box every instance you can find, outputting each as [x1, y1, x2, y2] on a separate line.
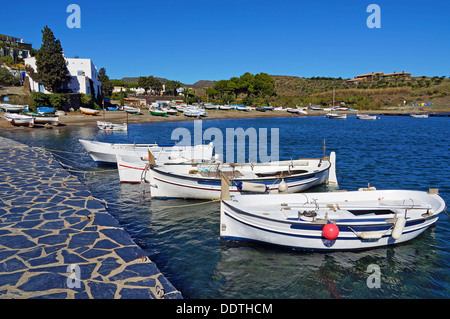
[22, 111, 59, 125]
[357, 114, 377, 120]
[3, 113, 35, 127]
[0, 104, 28, 113]
[147, 152, 337, 199]
[97, 121, 127, 131]
[124, 106, 141, 114]
[326, 113, 347, 119]
[166, 108, 178, 116]
[220, 186, 446, 250]
[184, 106, 206, 117]
[36, 106, 56, 114]
[204, 104, 219, 110]
[80, 107, 100, 116]
[79, 139, 215, 165]
[150, 109, 167, 117]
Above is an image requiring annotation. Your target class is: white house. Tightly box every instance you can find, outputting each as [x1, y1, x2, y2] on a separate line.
[24, 56, 102, 96]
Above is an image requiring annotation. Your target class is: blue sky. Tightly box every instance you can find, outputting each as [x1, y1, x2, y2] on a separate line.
[2, 0, 449, 84]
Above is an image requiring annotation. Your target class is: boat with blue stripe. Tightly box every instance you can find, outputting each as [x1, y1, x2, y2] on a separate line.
[148, 152, 337, 199]
[220, 185, 446, 250]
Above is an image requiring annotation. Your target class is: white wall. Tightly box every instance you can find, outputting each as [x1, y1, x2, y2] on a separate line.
[24, 56, 102, 96]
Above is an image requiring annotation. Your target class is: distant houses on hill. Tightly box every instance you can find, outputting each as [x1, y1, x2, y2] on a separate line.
[345, 71, 411, 84]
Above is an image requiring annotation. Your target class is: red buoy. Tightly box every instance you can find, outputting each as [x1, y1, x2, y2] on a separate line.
[322, 223, 339, 240]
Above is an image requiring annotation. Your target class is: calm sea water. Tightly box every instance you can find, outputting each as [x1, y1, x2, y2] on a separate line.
[2, 115, 449, 299]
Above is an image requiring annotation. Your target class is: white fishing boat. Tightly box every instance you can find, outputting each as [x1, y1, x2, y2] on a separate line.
[116, 148, 218, 183]
[326, 113, 347, 119]
[220, 186, 446, 250]
[3, 113, 35, 127]
[410, 114, 428, 118]
[204, 104, 219, 110]
[148, 152, 337, 199]
[357, 114, 377, 120]
[22, 111, 59, 125]
[124, 106, 141, 114]
[79, 139, 214, 165]
[184, 106, 206, 117]
[219, 105, 233, 110]
[166, 108, 178, 115]
[236, 105, 251, 111]
[97, 121, 128, 131]
[0, 104, 28, 113]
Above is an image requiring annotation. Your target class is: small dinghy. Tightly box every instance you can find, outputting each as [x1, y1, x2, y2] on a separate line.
[80, 107, 100, 115]
[357, 114, 377, 120]
[97, 121, 127, 131]
[220, 185, 446, 250]
[326, 113, 347, 119]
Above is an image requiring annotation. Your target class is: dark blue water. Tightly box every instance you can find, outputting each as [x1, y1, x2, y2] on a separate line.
[2, 115, 449, 298]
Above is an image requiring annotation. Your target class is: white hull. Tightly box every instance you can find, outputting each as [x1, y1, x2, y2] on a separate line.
[357, 114, 377, 120]
[410, 114, 428, 118]
[326, 113, 347, 119]
[3, 113, 35, 126]
[97, 121, 128, 131]
[80, 139, 214, 165]
[0, 104, 28, 113]
[149, 154, 337, 199]
[220, 189, 446, 250]
[124, 106, 141, 114]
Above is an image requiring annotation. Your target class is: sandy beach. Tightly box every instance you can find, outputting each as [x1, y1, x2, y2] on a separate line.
[0, 106, 449, 131]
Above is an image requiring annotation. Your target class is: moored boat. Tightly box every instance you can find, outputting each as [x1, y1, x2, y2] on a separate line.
[97, 121, 127, 131]
[116, 145, 217, 183]
[326, 113, 347, 119]
[410, 114, 429, 118]
[148, 152, 337, 199]
[79, 139, 215, 165]
[357, 114, 377, 120]
[220, 187, 446, 250]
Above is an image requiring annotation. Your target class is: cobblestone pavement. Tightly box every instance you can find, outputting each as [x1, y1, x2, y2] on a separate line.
[0, 137, 182, 299]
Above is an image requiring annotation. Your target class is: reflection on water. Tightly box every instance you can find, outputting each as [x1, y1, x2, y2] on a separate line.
[1, 116, 449, 299]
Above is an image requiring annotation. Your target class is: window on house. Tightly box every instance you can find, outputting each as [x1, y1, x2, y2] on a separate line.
[77, 70, 84, 76]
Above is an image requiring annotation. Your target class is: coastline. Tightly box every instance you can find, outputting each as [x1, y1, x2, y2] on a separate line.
[0, 106, 449, 130]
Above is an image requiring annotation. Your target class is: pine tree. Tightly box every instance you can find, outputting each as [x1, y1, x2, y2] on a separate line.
[34, 26, 70, 93]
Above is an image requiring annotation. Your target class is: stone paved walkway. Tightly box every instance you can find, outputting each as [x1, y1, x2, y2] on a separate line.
[0, 137, 182, 299]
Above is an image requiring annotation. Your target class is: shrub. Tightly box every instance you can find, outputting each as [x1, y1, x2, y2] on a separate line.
[31, 92, 50, 109]
[49, 93, 67, 110]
